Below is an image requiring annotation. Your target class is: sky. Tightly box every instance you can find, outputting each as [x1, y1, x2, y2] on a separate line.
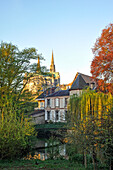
[0, 0, 113, 84]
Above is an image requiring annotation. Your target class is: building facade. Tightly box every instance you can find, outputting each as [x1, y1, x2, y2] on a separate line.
[69, 72, 96, 96]
[45, 90, 69, 122]
[30, 72, 96, 124]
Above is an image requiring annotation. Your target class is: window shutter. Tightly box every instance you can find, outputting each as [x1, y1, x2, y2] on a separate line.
[63, 98, 65, 108]
[50, 99, 51, 107]
[45, 110, 47, 120]
[60, 98, 63, 108]
[51, 99, 55, 108]
[56, 98, 59, 107]
[63, 110, 65, 120]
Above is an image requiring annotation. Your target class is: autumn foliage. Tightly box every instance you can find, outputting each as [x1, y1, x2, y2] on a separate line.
[91, 24, 113, 94]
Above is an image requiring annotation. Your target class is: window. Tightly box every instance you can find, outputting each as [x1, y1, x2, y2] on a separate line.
[47, 99, 50, 106]
[40, 102, 44, 108]
[56, 98, 59, 107]
[90, 82, 95, 89]
[65, 98, 68, 107]
[55, 111, 59, 121]
[47, 111, 50, 120]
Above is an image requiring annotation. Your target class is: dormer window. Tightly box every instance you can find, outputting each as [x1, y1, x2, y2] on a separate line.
[47, 99, 50, 106]
[65, 98, 68, 107]
[90, 82, 95, 89]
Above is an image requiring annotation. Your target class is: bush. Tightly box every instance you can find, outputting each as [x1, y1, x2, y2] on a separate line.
[0, 111, 35, 160]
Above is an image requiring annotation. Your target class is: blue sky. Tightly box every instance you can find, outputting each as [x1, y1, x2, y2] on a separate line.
[0, 0, 113, 84]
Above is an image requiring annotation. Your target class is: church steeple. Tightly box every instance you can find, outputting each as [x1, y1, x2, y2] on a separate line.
[36, 55, 40, 72]
[50, 50, 55, 72]
[51, 50, 54, 65]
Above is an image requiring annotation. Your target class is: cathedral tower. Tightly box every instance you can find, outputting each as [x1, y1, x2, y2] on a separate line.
[50, 50, 55, 72]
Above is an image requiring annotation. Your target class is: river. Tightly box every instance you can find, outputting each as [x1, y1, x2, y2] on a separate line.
[25, 135, 67, 161]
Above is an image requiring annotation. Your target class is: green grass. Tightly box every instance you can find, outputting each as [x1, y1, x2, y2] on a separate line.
[0, 159, 87, 170]
[0, 158, 108, 169]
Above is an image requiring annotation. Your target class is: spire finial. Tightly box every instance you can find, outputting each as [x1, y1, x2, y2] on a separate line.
[50, 50, 55, 72]
[51, 50, 54, 65]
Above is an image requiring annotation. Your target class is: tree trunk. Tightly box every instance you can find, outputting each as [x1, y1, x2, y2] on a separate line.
[84, 150, 87, 168]
[92, 148, 97, 170]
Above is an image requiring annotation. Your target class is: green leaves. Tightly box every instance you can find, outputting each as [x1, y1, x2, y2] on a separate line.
[67, 90, 113, 168]
[0, 42, 42, 159]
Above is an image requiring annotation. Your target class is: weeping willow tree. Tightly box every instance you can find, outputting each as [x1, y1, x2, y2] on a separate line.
[67, 89, 113, 170]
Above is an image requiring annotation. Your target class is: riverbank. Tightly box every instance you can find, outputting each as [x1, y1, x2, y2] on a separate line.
[0, 159, 89, 170]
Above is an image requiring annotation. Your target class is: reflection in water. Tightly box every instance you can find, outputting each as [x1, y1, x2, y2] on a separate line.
[24, 138, 67, 161]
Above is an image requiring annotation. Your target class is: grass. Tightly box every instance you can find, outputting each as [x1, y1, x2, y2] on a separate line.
[0, 159, 87, 170]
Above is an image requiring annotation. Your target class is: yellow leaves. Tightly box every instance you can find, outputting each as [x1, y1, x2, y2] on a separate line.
[98, 95, 102, 119]
[21, 113, 23, 124]
[72, 127, 75, 130]
[101, 144, 104, 148]
[26, 133, 31, 136]
[85, 95, 89, 116]
[63, 138, 68, 143]
[4, 51, 8, 56]
[98, 121, 102, 127]
[24, 153, 42, 160]
[2, 111, 4, 122]
[94, 131, 98, 135]
[94, 143, 98, 147]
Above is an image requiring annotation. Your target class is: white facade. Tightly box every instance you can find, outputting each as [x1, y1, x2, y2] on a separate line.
[45, 96, 69, 122]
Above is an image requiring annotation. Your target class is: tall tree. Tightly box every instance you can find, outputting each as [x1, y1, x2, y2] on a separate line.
[0, 42, 46, 115]
[91, 24, 113, 94]
[67, 90, 113, 169]
[0, 42, 45, 159]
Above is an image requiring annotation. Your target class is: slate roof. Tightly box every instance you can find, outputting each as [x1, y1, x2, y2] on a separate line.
[36, 91, 46, 99]
[36, 87, 57, 99]
[46, 89, 69, 98]
[70, 74, 87, 90]
[80, 72, 93, 84]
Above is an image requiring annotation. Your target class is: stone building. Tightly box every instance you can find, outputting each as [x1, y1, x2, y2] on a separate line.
[69, 72, 96, 96]
[30, 87, 61, 124]
[30, 71, 96, 124]
[45, 90, 69, 122]
[23, 51, 60, 96]
[44, 72, 96, 123]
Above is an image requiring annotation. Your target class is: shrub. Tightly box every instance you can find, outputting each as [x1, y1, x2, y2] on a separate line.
[0, 111, 35, 160]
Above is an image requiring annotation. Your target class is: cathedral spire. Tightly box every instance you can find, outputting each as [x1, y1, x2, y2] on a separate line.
[50, 50, 55, 72]
[36, 55, 40, 72]
[51, 50, 54, 65]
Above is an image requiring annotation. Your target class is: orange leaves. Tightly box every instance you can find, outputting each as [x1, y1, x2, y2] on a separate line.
[91, 23, 113, 94]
